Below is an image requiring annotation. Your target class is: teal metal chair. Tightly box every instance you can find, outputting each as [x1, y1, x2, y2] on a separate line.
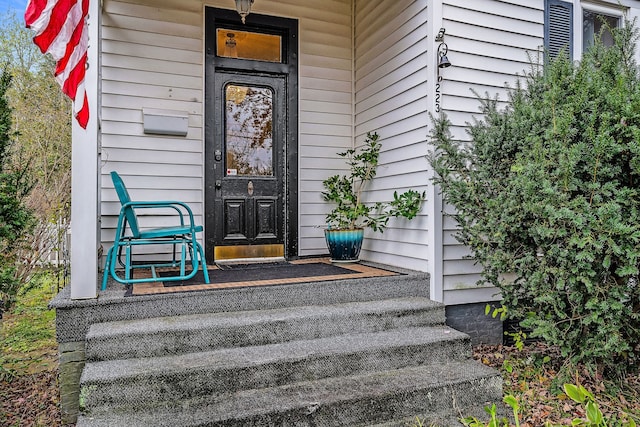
[101, 171, 210, 290]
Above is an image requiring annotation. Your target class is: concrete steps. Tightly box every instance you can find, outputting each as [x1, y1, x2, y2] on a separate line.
[79, 362, 500, 427]
[76, 277, 501, 426]
[85, 297, 445, 361]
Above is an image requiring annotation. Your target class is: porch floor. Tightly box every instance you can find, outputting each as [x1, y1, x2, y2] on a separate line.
[122, 257, 399, 296]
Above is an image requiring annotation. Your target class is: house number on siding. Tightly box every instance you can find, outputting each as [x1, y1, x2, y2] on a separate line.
[435, 75, 442, 113]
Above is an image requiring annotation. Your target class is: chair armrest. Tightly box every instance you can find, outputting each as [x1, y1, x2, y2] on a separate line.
[121, 200, 198, 229]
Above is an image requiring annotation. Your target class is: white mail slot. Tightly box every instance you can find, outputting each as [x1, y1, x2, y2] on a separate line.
[143, 108, 189, 136]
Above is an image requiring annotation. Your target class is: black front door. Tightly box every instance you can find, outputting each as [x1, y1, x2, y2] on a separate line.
[204, 7, 298, 262]
[211, 73, 286, 259]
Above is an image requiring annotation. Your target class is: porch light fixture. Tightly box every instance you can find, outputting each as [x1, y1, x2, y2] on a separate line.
[435, 27, 452, 69]
[235, 0, 254, 24]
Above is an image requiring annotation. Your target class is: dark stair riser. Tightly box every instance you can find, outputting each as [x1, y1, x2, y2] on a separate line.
[85, 298, 444, 361]
[80, 328, 471, 410]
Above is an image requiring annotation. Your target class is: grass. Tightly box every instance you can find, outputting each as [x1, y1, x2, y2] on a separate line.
[1, 271, 62, 427]
[1, 272, 58, 379]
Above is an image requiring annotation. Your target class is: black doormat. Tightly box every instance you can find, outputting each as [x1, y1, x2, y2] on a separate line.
[161, 262, 353, 287]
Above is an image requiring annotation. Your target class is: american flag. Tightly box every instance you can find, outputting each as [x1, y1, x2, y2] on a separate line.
[25, 0, 90, 129]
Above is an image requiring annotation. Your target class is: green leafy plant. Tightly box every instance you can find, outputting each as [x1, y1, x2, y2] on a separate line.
[550, 383, 638, 427]
[463, 384, 638, 427]
[429, 21, 640, 373]
[462, 396, 520, 427]
[322, 131, 424, 232]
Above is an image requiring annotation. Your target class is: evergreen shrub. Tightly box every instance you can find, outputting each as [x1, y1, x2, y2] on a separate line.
[429, 23, 640, 373]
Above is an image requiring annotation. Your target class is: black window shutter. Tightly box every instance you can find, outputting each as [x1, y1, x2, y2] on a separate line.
[545, 0, 573, 61]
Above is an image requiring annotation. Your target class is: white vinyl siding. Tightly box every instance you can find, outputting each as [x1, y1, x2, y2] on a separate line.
[352, 0, 430, 272]
[439, 0, 544, 304]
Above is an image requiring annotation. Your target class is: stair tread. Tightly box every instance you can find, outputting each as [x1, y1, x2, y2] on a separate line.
[81, 325, 469, 383]
[78, 360, 501, 426]
[86, 297, 442, 339]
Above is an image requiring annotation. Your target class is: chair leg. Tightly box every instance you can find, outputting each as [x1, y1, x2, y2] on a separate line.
[125, 245, 132, 281]
[197, 242, 210, 284]
[180, 242, 186, 276]
[101, 246, 115, 291]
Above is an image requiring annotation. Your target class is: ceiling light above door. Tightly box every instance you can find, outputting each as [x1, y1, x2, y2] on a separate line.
[235, 0, 254, 24]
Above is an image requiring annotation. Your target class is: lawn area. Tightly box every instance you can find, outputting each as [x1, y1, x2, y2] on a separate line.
[1, 274, 639, 427]
[1, 272, 62, 426]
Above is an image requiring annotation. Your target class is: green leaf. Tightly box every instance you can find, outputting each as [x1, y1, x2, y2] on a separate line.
[503, 395, 518, 410]
[564, 383, 586, 403]
[585, 401, 603, 425]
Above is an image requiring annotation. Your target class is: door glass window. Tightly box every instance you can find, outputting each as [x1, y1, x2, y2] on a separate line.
[225, 84, 274, 176]
[217, 29, 282, 62]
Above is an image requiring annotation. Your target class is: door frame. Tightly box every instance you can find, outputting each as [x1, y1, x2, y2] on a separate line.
[204, 7, 299, 261]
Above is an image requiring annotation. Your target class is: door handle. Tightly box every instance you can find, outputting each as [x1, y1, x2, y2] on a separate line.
[215, 180, 222, 189]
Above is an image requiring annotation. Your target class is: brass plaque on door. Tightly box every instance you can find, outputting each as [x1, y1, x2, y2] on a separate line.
[214, 244, 284, 260]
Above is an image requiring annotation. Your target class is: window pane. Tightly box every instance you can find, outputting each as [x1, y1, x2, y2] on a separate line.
[583, 11, 619, 51]
[225, 85, 273, 177]
[217, 29, 282, 62]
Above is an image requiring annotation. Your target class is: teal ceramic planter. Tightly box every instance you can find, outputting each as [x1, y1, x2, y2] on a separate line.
[324, 228, 364, 262]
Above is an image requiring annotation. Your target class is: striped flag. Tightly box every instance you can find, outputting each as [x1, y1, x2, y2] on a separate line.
[25, 0, 90, 129]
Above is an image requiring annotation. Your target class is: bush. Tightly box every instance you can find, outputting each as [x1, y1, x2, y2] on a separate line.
[429, 22, 640, 373]
[0, 69, 33, 313]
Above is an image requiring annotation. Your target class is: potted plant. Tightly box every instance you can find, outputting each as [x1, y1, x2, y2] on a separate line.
[322, 132, 424, 262]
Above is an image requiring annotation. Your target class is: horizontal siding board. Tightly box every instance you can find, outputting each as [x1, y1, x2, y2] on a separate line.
[102, 67, 202, 89]
[300, 76, 352, 92]
[446, 0, 542, 23]
[102, 147, 203, 165]
[443, 243, 473, 261]
[301, 111, 353, 126]
[444, 20, 542, 51]
[104, 0, 202, 25]
[100, 134, 204, 151]
[356, 67, 426, 113]
[443, 259, 482, 276]
[301, 88, 351, 104]
[301, 65, 352, 82]
[102, 27, 201, 51]
[443, 286, 501, 305]
[444, 4, 541, 37]
[102, 81, 202, 103]
[101, 161, 202, 177]
[101, 122, 202, 139]
[356, 13, 427, 82]
[103, 14, 201, 39]
[102, 40, 202, 64]
[103, 55, 201, 77]
[300, 123, 352, 137]
[102, 94, 202, 114]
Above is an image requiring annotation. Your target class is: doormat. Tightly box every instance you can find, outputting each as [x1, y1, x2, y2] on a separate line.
[126, 258, 400, 296]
